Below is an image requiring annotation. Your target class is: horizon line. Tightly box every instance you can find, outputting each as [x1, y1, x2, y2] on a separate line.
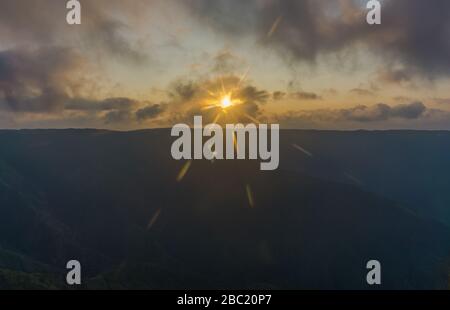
[1, 128, 450, 133]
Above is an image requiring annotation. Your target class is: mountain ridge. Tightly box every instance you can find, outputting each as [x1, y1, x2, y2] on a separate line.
[0, 129, 449, 289]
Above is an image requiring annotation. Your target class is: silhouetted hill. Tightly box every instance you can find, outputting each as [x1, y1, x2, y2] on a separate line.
[0, 129, 449, 289]
[281, 130, 450, 226]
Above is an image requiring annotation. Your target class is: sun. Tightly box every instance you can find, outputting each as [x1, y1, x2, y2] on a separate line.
[200, 74, 248, 117]
[220, 94, 233, 109]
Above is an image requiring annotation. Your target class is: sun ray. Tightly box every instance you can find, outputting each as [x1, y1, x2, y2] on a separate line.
[233, 131, 239, 153]
[146, 208, 162, 230]
[200, 86, 218, 98]
[246, 184, 255, 208]
[220, 76, 226, 95]
[213, 112, 222, 124]
[268, 16, 282, 38]
[243, 113, 261, 124]
[201, 104, 219, 111]
[237, 67, 250, 87]
[199, 72, 254, 126]
[292, 143, 313, 157]
[176, 160, 192, 182]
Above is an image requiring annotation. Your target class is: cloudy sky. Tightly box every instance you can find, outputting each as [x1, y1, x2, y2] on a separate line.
[1, 0, 450, 130]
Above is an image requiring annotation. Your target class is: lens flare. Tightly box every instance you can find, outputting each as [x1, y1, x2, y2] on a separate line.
[220, 94, 233, 109]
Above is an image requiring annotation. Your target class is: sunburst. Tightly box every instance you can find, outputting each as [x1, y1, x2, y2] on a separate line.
[175, 70, 260, 209]
[220, 94, 233, 109]
[203, 88, 243, 112]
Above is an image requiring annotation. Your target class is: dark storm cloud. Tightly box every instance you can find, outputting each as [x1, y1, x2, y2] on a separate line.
[277, 102, 428, 125]
[272, 91, 286, 100]
[85, 17, 147, 63]
[66, 97, 139, 112]
[376, 68, 415, 85]
[2, 0, 448, 79]
[0, 0, 64, 43]
[103, 110, 133, 124]
[0, 47, 83, 113]
[238, 86, 270, 104]
[378, 0, 450, 78]
[169, 80, 198, 102]
[290, 91, 322, 100]
[212, 50, 244, 74]
[345, 102, 427, 122]
[69, 97, 156, 125]
[136, 103, 167, 121]
[0, 0, 147, 63]
[0, 47, 141, 122]
[185, 0, 450, 79]
[393, 102, 428, 119]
